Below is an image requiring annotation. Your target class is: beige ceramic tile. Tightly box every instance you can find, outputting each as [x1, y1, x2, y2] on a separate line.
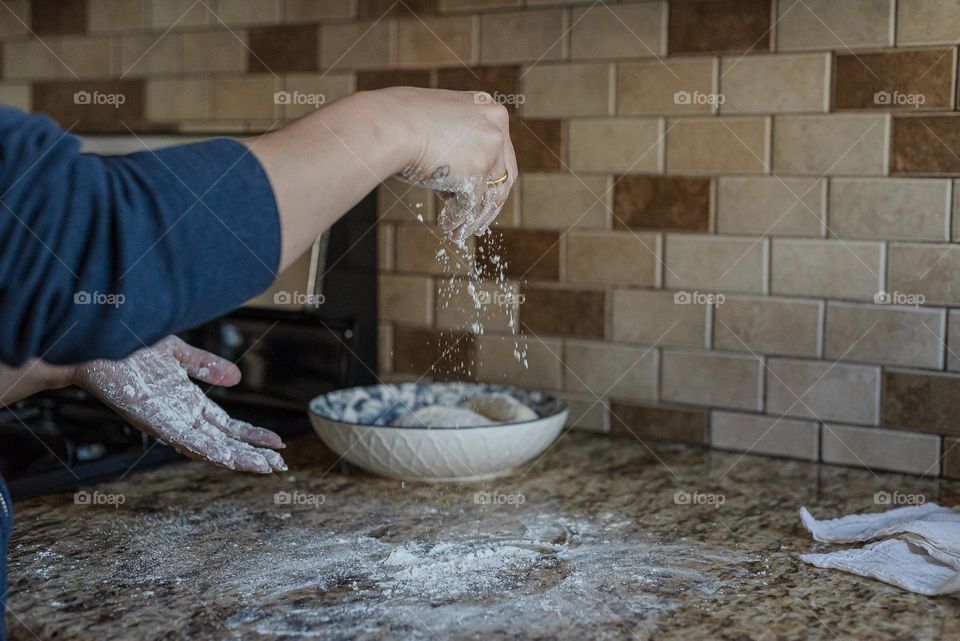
[153, 0, 211, 27]
[0, 84, 31, 111]
[394, 225, 474, 275]
[766, 358, 880, 425]
[821, 423, 940, 475]
[377, 177, 436, 223]
[719, 53, 829, 113]
[716, 177, 825, 237]
[285, 0, 356, 21]
[282, 73, 354, 118]
[215, 0, 281, 24]
[58, 37, 116, 78]
[714, 296, 821, 357]
[829, 178, 949, 241]
[378, 322, 393, 374]
[564, 340, 658, 401]
[560, 393, 608, 433]
[397, 15, 475, 67]
[435, 278, 520, 332]
[211, 76, 279, 119]
[0, 0, 29, 38]
[120, 34, 182, 76]
[570, 2, 666, 59]
[378, 223, 394, 272]
[618, 58, 716, 115]
[897, 0, 960, 45]
[666, 117, 769, 174]
[824, 301, 945, 369]
[949, 310, 960, 371]
[320, 20, 393, 70]
[566, 231, 658, 286]
[770, 239, 883, 301]
[480, 9, 566, 64]
[888, 243, 960, 305]
[88, 0, 148, 31]
[476, 333, 563, 389]
[612, 289, 706, 348]
[661, 349, 762, 411]
[378, 274, 433, 325]
[522, 63, 613, 117]
[711, 411, 819, 461]
[4, 40, 65, 80]
[777, 0, 894, 51]
[521, 174, 609, 230]
[569, 118, 663, 173]
[773, 114, 889, 175]
[181, 30, 248, 73]
[664, 235, 766, 294]
[440, 0, 521, 11]
[146, 78, 209, 121]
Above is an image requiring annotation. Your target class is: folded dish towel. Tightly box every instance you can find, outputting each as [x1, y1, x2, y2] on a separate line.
[799, 503, 960, 595]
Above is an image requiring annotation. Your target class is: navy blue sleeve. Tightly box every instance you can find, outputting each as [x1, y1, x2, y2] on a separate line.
[0, 107, 281, 366]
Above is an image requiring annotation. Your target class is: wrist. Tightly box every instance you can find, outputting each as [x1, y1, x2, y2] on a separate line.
[347, 88, 421, 177]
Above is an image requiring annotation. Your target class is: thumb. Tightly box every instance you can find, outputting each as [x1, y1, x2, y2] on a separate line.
[169, 338, 241, 387]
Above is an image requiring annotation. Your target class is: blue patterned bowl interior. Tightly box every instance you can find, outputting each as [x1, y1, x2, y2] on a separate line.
[309, 383, 567, 429]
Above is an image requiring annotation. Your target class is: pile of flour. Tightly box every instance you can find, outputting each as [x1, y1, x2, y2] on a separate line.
[391, 392, 537, 428]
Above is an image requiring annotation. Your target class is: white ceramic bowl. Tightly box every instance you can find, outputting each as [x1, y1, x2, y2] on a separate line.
[308, 383, 568, 482]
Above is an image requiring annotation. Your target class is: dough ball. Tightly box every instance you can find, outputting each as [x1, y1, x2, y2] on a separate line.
[461, 393, 538, 423]
[392, 406, 492, 428]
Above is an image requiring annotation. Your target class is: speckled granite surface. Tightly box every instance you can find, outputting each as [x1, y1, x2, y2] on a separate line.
[7, 432, 960, 641]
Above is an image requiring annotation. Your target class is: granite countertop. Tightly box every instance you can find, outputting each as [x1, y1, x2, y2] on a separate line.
[7, 431, 960, 640]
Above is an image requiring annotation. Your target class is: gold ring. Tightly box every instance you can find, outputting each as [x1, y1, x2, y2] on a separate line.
[486, 170, 509, 187]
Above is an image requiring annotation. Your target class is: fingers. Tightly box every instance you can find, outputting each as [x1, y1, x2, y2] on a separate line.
[169, 337, 241, 387]
[203, 403, 286, 449]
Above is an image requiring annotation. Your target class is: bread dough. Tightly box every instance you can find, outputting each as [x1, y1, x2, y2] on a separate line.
[392, 394, 537, 428]
[461, 393, 538, 423]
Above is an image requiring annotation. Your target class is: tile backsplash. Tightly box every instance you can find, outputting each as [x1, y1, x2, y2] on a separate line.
[7, 0, 960, 479]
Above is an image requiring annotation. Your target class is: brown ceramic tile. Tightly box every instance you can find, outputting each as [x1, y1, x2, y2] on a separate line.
[32, 0, 86, 34]
[392, 326, 476, 381]
[248, 25, 319, 73]
[883, 370, 960, 436]
[519, 285, 605, 339]
[610, 401, 708, 445]
[356, 70, 432, 91]
[613, 176, 711, 232]
[893, 116, 960, 173]
[436, 66, 520, 110]
[33, 80, 145, 132]
[668, 0, 771, 55]
[944, 438, 960, 479]
[358, 0, 435, 19]
[834, 48, 955, 110]
[509, 118, 564, 172]
[477, 228, 560, 280]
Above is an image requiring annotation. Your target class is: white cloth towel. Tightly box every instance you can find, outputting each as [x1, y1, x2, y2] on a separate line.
[799, 504, 960, 595]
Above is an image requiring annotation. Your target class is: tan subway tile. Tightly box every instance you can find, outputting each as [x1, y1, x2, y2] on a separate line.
[377, 177, 435, 223]
[612, 289, 706, 348]
[897, 0, 960, 45]
[395, 225, 475, 275]
[521, 63, 612, 117]
[215, 0, 281, 24]
[60, 37, 117, 78]
[397, 15, 475, 67]
[0, 0, 29, 38]
[153, 0, 211, 27]
[664, 234, 766, 294]
[33, 80, 145, 131]
[716, 176, 825, 237]
[661, 349, 762, 411]
[358, 0, 434, 19]
[829, 178, 949, 241]
[510, 118, 565, 172]
[892, 116, 960, 175]
[614, 176, 710, 232]
[560, 393, 607, 433]
[770, 239, 882, 301]
[182, 30, 248, 73]
[120, 34, 182, 76]
[767, 358, 880, 425]
[379, 274, 433, 325]
[612, 401, 708, 445]
[356, 69, 430, 91]
[884, 369, 960, 436]
[774, 115, 889, 175]
[436, 278, 520, 332]
[436, 65, 521, 101]
[570, 2, 666, 59]
[285, 0, 356, 21]
[618, 58, 716, 116]
[476, 333, 563, 389]
[944, 438, 960, 479]
[211, 76, 279, 120]
[320, 20, 392, 70]
[32, 0, 86, 34]
[481, 9, 565, 64]
[378, 223, 394, 272]
[378, 322, 393, 374]
[825, 301, 945, 369]
[714, 296, 821, 357]
[710, 411, 819, 461]
[88, 0, 148, 31]
[564, 340, 658, 401]
[888, 242, 960, 305]
[777, 0, 893, 51]
[393, 326, 475, 381]
[521, 174, 609, 230]
[834, 48, 956, 111]
[520, 285, 605, 339]
[950, 310, 960, 371]
[569, 118, 663, 173]
[282, 73, 353, 118]
[821, 423, 940, 475]
[666, 117, 769, 174]
[566, 230, 658, 287]
[249, 25, 319, 73]
[477, 228, 560, 280]
[4, 40, 65, 80]
[146, 78, 209, 121]
[668, 0, 771, 55]
[0, 84, 31, 111]
[440, 0, 521, 11]
[720, 53, 829, 114]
